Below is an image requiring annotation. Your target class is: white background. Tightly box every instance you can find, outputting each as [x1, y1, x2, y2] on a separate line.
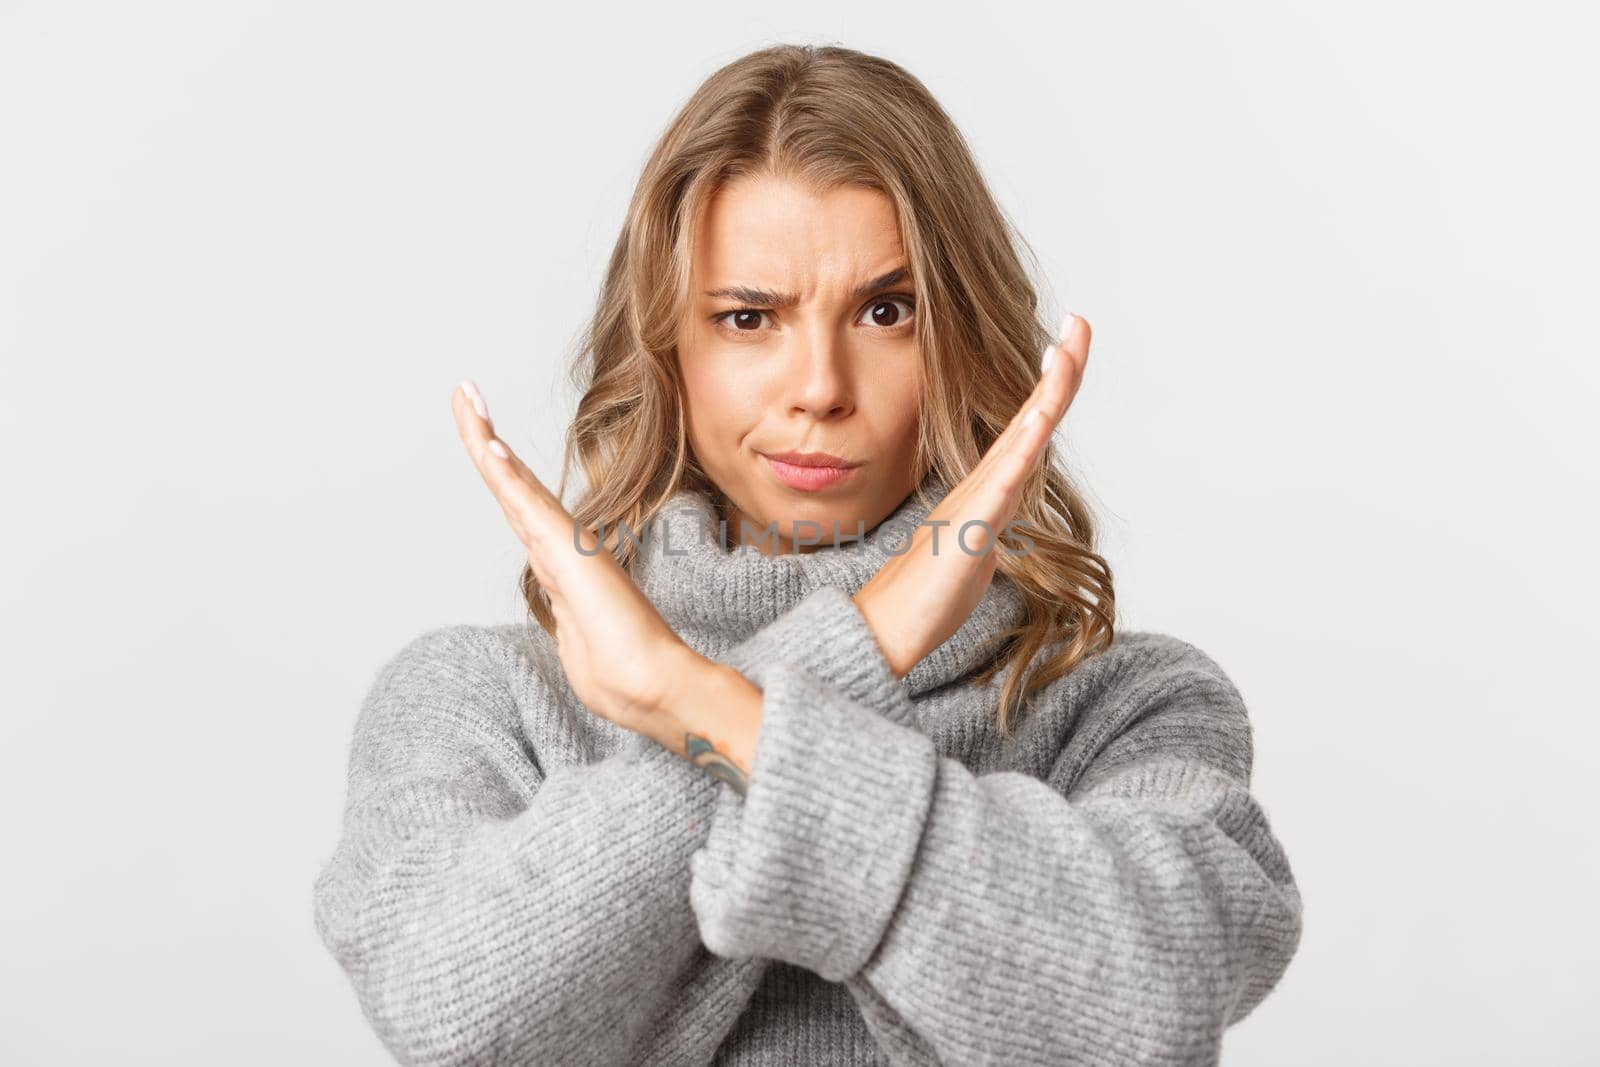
[3, 2, 1595, 1063]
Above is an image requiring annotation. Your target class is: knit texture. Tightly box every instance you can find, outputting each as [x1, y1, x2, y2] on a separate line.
[312, 473, 1303, 1065]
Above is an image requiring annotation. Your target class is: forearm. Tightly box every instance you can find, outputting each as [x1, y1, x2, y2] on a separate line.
[847, 758, 1302, 1063]
[318, 753, 718, 1065]
[684, 654, 1303, 1064]
[315, 627, 726, 1066]
[850, 585, 916, 679]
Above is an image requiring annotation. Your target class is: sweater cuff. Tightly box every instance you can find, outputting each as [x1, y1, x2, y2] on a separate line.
[716, 584, 914, 726]
[687, 660, 939, 981]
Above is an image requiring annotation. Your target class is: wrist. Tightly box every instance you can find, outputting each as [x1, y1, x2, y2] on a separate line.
[852, 586, 912, 680]
[646, 643, 713, 749]
[652, 647, 763, 785]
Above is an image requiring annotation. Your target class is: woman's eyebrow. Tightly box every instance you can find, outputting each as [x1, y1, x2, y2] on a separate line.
[702, 265, 911, 308]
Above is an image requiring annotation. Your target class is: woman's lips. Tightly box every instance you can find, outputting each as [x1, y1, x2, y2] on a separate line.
[761, 453, 862, 491]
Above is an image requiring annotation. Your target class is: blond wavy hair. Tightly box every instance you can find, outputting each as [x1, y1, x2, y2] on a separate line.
[523, 43, 1115, 736]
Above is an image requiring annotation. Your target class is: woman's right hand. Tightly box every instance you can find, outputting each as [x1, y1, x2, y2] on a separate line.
[451, 380, 707, 745]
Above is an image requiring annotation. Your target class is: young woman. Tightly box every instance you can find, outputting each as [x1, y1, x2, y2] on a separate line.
[313, 44, 1303, 1066]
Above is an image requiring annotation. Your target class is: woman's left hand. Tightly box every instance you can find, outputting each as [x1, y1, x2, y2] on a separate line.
[854, 313, 1092, 678]
[451, 380, 700, 743]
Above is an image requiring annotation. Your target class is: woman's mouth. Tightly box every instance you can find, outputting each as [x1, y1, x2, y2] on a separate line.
[760, 451, 863, 492]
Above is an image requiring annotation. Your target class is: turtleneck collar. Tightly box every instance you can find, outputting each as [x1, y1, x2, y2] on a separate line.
[630, 472, 1028, 697]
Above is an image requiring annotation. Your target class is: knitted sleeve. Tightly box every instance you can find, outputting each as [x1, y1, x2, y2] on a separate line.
[311, 623, 723, 1066]
[312, 590, 914, 1067]
[686, 608, 1305, 1066]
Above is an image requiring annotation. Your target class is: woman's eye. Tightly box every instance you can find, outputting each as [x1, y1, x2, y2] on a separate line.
[714, 309, 770, 332]
[858, 296, 916, 328]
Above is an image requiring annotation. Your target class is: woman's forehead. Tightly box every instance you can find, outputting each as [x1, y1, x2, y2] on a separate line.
[693, 177, 907, 298]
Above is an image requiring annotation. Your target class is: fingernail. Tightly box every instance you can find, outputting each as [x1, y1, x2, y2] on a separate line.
[460, 378, 490, 421]
[1059, 312, 1076, 340]
[1041, 342, 1056, 374]
[1025, 407, 1042, 426]
[487, 438, 510, 459]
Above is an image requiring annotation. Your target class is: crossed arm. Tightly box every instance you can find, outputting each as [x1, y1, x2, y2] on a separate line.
[683, 621, 1304, 1065]
[311, 583, 914, 1066]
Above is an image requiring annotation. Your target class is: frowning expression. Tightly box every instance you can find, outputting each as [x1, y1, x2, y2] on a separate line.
[676, 173, 925, 555]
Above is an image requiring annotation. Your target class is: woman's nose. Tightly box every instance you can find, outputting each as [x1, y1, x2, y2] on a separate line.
[781, 329, 855, 419]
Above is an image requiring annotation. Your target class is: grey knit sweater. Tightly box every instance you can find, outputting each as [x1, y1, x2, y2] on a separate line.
[312, 475, 1303, 1066]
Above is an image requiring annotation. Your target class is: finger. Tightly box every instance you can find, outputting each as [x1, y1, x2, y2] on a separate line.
[1042, 312, 1090, 417]
[963, 323, 1088, 513]
[453, 386, 535, 543]
[997, 403, 1060, 493]
[993, 313, 1093, 458]
[977, 345, 1065, 478]
[453, 381, 519, 493]
[452, 381, 568, 544]
[1057, 311, 1092, 379]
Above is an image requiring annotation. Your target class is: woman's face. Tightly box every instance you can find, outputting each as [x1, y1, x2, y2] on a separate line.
[676, 174, 925, 555]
